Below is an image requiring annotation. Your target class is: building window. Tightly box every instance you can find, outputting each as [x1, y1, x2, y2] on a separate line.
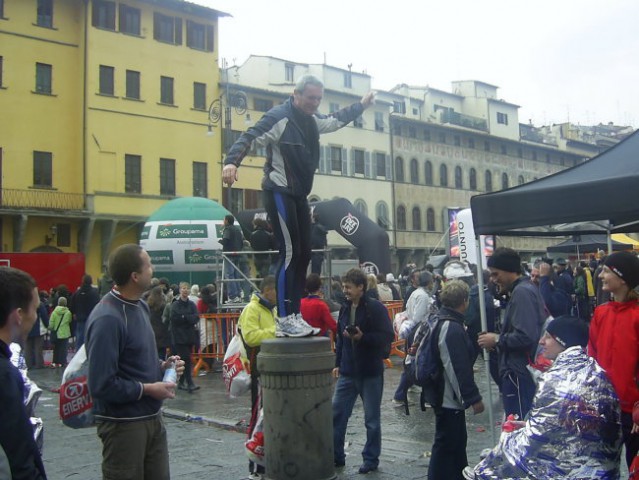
[160, 76, 174, 105]
[497, 112, 509, 125]
[36, 0, 53, 28]
[408, 127, 416, 139]
[193, 82, 206, 110]
[423, 129, 431, 141]
[425, 160, 433, 185]
[375, 153, 386, 178]
[329, 102, 339, 113]
[353, 116, 363, 128]
[35, 63, 52, 94]
[517, 147, 523, 158]
[353, 149, 365, 175]
[426, 208, 435, 231]
[126, 70, 140, 99]
[500, 144, 507, 155]
[159, 158, 175, 196]
[92, 1, 115, 30]
[469, 168, 477, 190]
[439, 132, 446, 144]
[153, 13, 182, 44]
[119, 4, 141, 35]
[125, 154, 141, 193]
[501, 172, 509, 190]
[410, 158, 419, 184]
[376, 202, 390, 230]
[518, 175, 525, 185]
[412, 207, 422, 231]
[395, 157, 404, 182]
[56, 223, 71, 247]
[284, 63, 294, 82]
[484, 141, 490, 152]
[455, 166, 462, 189]
[374, 112, 384, 132]
[485, 170, 493, 192]
[468, 138, 475, 149]
[193, 161, 207, 197]
[344, 72, 352, 88]
[393, 101, 406, 114]
[396, 205, 406, 230]
[354, 199, 368, 217]
[254, 98, 273, 112]
[330, 146, 342, 172]
[186, 20, 214, 51]
[546, 153, 551, 163]
[454, 135, 461, 146]
[392, 123, 401, 136]
[0, 1, 4, 18]
[99, 65, 114, 95]
[532, 150, 538, 161]
[439, 164, 448, 187]
[33, 151, 52, 187]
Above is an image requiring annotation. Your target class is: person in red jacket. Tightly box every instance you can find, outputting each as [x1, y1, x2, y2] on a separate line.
[588, 250, 639, 468]
[300, 273, 337, 337]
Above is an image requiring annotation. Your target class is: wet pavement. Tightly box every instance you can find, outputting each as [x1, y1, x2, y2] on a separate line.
[27, 356, 629, 479]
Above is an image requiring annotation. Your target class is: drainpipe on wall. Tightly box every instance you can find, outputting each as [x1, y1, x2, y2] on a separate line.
[82, 1, 89, 206]
[389, 113, 397, 252]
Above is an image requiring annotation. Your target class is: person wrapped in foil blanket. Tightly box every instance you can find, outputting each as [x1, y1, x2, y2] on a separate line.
[470, 317, 622, 479]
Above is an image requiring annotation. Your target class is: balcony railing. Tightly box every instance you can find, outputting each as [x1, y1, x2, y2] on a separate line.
[440, 110, 488, 132]
[0, 188, 86, 211]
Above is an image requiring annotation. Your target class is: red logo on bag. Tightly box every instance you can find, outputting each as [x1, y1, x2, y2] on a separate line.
[222, 353, 244, 391]
[59, 376, 93, 419]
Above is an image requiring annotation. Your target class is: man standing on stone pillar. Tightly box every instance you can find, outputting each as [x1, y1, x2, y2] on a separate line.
[223, 74, 374, 338]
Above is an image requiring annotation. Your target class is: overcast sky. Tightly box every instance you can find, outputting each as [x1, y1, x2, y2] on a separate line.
[192, 0, 638, 128]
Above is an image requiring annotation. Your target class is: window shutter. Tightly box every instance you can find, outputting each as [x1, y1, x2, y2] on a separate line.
[153, 12, 160, 40]
[385, 154, 392, 180]
[206, 25, 215, 52]
[364, 151, 371, 178]
[326, 146, 332, 173]
[174, 18, 182, 45]
[319, 146, 327, 173]
[347, 148, 354, 176]
[341, 149, 348, 176]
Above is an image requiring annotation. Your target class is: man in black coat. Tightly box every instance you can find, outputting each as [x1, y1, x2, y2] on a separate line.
[70, 274, 100, 349]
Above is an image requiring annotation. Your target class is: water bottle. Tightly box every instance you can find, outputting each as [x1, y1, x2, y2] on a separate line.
[163, 358, 177, 384]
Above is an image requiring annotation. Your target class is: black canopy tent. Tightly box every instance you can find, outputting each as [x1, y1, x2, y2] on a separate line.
[546, 234, 632, 255]
[470, 130, 639, 237]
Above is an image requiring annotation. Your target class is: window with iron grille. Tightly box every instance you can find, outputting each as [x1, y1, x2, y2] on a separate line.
[33, 151, 52, 187]
[125, 154, 141, 193]
[56, 223, 71, 247]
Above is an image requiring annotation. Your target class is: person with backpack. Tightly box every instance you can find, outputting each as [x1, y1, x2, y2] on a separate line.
[332, 268, 394, 475]
[427, 280, 484, 479]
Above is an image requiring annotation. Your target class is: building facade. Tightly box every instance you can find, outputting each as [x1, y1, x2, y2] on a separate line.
[0, 0, 227, 278]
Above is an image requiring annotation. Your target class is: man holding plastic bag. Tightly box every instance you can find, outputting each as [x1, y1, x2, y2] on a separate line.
[235, 276, 277, 480]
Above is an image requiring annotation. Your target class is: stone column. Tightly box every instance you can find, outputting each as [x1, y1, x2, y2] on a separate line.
[258, 337, 336, 480]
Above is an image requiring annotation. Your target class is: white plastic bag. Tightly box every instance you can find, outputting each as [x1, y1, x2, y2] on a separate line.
[59, 345, 95, 428]
[222, 334, 250, 398]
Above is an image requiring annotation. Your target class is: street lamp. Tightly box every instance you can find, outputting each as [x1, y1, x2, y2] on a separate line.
[208, 61, 249, 209]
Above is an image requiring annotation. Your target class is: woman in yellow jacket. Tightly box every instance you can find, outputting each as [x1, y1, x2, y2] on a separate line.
[48, 296, 72, 367]
[238, 276, 277, 480]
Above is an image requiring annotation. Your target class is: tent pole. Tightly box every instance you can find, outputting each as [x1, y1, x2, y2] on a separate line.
[607, 226, 613, 254]
[475, 236, 497, 444]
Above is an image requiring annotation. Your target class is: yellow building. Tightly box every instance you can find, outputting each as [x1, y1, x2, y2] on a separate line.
[0, 0, 228, 279]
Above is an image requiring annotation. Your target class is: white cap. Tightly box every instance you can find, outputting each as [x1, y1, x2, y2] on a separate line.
[386, 273, 396, 283]
[443, 261, 473, 279]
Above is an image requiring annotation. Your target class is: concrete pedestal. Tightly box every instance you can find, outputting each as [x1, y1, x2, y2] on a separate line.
[258, 337, 336, 480]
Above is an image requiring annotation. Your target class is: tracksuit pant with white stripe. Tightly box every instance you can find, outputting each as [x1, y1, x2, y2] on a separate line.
[264, 190, 311, 317]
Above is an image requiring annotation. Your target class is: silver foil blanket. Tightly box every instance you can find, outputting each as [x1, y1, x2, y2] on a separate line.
[473, 346, 622, 479]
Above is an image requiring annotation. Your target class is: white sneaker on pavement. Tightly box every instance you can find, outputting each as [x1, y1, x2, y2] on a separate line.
[462, 466, 476, 479]
[275, 313, 320, 337]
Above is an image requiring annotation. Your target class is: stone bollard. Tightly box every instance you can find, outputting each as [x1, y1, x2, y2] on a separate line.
[257, 337, 336, 480]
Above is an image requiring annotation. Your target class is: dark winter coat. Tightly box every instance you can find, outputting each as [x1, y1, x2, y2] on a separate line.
[169, 298, 199, 346]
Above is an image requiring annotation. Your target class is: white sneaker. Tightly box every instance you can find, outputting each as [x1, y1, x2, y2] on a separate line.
[247, 473, 263, 480]
[462, 466, 476, 479]
[275, 313, 320, 337]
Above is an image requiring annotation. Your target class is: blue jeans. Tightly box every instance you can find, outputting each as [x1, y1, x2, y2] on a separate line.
[76, 320, 86, 350]
[224, 257, 240, 298]
[501, 370, 536, 419]
[332, 374, 383, 467]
